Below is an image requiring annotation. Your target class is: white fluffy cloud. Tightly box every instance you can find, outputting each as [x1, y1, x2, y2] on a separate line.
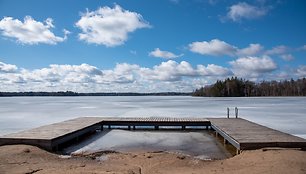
[20, 64, 103, 84]
[227, 2, 268, 22]
[280, 54, 294, 61]
[149, 48, 183, 59]
[197, 64, 233, 76]
[0, 61, 17, 73]
[75, 5, 151, 47]
[296, 66, 306, 77]
[229, 56, 277, 77]
[188, 39, 302, 61]
[189, 39, 263, 57]
[141, 61, 196, 81]
[189, 39, 237, 56]
[0, 16, 68, 44]
[98, 63, 141, 84]
[265, 45, 289, 55]
[0, 60, 233, 92]
[237, 44, 264, 56]
[140, 60, 232, 81]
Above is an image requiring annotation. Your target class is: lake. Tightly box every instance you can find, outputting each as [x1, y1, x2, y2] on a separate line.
[0, 96, 305, 138]
[1, 96, 305, 158]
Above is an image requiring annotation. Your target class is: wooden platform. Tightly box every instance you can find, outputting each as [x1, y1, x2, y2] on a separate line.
[0, 117, 306, 152]
[101, 117, 210, 129]
[0, 117, 105, 151]
[209, 118, 306, 152]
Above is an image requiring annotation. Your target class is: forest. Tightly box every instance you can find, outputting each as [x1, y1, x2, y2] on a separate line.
[192, 77, 306, 97]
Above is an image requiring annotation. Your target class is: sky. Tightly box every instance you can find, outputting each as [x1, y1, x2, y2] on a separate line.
[0, 0, 306, 92]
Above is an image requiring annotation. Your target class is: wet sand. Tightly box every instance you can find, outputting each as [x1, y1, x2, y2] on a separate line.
[1, 145, 306, 174]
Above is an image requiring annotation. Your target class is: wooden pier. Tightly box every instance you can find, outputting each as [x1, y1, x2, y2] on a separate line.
[0, 117, 306, 152]
[101, 117, 210, 130]
[209, 118, 306, 153]
[0, 117, 210, 151]
[0, 117, 105, 151]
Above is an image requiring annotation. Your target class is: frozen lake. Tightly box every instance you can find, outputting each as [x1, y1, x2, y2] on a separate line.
[0, 96, 305, 157]
[0, 96, 305, 138]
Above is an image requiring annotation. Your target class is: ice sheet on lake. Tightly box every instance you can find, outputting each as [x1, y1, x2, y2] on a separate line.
[0, 96, 305, 139]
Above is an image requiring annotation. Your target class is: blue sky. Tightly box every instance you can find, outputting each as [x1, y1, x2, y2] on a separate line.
[0, 0, 306, 92]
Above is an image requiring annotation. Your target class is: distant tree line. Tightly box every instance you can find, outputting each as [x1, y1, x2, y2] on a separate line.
[0, 91, 191, 97]
[192, 77, 306, 97]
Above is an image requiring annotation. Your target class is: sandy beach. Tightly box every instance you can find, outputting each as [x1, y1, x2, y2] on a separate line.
[0, 145, 305, 174]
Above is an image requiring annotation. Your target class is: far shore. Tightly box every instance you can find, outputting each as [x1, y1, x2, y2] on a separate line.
[1, 145, 306, 174]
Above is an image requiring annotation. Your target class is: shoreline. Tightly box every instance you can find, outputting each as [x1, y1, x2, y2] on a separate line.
[1, 145, 306, 174]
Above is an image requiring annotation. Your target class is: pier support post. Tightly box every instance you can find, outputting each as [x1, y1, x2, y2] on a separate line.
[223, 138, 228, 146]
[101, 125, 103, 131]
[227, 107, 230, 118]
[133, 126, 136, 130]
[108, 125, 111, 129]
[235, 107, 238, 118]
[154, 126, 159, 130]
[182, 126, 186, 130]
[236, 149, 241, 155]
[128, 126, 131, 130]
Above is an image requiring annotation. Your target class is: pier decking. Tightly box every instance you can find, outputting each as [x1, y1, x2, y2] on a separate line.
[209, 118, 306, 153]
[0, 117, 306, 152]
[101, 117, 210, 130]
[0, 117, 105, 151]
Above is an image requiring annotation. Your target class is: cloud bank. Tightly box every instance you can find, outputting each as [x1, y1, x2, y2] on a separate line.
[2, 57, 301, 92]
[2, 51, 305, 92]
[0, 60, 235, 92]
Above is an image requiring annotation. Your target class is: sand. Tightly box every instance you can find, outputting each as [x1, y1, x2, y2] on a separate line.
[0, 145, 306, 174]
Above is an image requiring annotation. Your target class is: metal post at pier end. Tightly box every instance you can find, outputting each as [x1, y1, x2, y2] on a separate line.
[227, 107, 230, 118]
[235, 107, 238, 118]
